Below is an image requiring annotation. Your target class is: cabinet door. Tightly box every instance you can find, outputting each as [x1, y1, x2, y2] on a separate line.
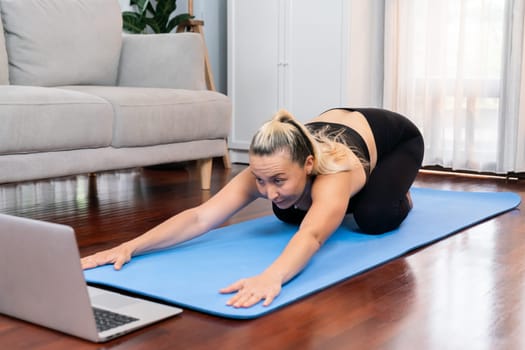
[284, 0, 346, 124]
[228, 0, 281, 153]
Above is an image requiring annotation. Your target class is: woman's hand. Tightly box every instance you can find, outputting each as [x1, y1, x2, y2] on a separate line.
[219, 273, 282, 308]
[81, 243, 134, 270]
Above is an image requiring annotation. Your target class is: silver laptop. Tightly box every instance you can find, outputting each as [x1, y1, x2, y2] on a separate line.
[0, 213, 182, 343]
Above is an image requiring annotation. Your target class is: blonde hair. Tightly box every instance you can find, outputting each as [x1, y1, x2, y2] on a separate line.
[249, 109, 358, 175]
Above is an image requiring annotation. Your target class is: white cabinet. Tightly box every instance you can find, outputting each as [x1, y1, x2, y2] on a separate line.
[227, 0, 349, 162]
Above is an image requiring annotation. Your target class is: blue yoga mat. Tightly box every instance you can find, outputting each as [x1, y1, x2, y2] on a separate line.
[84, 188, 521, 319]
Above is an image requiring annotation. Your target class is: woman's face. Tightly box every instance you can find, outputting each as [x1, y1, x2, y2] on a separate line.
[250, 149, 313, 209]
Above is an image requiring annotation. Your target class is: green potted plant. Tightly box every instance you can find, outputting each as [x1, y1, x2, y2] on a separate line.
[122, 0, 193, 34]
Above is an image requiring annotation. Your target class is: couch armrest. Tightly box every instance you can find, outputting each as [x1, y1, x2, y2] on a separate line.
[117, 33, 206, 90]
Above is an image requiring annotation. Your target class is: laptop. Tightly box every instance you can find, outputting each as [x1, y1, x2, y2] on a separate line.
[0, 213, 182, 342]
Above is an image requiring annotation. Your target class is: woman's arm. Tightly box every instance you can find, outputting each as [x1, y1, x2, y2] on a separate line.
[221, 169, 364, 307]
[81, 168, 261, 270]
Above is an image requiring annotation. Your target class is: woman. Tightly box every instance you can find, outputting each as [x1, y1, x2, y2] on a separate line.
[81, 108, 424, 309]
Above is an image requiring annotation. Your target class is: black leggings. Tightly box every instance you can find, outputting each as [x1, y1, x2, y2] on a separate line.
[272, 108, 424, 235]
[345, 108, 424, 234]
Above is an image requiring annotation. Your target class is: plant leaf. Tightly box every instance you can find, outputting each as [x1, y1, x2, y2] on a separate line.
[122, 12, 146, 33]
[123, 0, 191, 34]
[130, 0, 149, 15]
[144, 17, 161, 33]
[167, 13, 194, 33]
[156, 0, 177, 17]
[152, 0, 177, 33]
[146, 1, 156, 16]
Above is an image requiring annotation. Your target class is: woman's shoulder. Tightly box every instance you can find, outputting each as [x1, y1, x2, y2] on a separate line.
[311, 170, 365, 203]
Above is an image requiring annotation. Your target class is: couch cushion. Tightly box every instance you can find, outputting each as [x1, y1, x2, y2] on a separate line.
[0, 86, 114, 154]
[118, 33, 206, 90]
[59, 86, 232, 148]
[0, 0, 122, 86]
[0, 13, 8, 85]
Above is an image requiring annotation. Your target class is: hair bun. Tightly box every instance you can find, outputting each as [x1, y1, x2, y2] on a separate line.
[273, 109, 294, 123]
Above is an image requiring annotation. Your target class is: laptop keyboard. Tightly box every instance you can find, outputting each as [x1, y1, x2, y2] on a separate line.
[93, 307, 139, 332]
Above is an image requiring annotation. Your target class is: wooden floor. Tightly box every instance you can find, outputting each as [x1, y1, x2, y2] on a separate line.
[0, 160, 523, 350]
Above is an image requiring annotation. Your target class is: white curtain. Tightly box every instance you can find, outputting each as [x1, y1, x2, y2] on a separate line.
[383, 0, 525, 173]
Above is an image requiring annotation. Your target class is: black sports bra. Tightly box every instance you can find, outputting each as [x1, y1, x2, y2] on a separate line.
[305, 121, 371, 177]
[271, 121, 372, 225]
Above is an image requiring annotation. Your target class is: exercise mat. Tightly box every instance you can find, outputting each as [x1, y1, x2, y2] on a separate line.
[84, 188, 521, 319]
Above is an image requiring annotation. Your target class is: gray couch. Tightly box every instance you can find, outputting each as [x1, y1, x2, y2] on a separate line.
[0, 0, 231, 189]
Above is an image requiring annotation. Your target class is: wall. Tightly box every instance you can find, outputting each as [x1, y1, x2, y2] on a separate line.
[345, 0, 384, 107]
[191, 0, 227, 94]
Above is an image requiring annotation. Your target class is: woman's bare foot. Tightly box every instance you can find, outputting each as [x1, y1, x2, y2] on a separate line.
[406, 191, 413, 210]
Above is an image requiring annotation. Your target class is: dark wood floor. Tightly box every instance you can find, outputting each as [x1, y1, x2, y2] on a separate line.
[0, 160, 523, 349]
